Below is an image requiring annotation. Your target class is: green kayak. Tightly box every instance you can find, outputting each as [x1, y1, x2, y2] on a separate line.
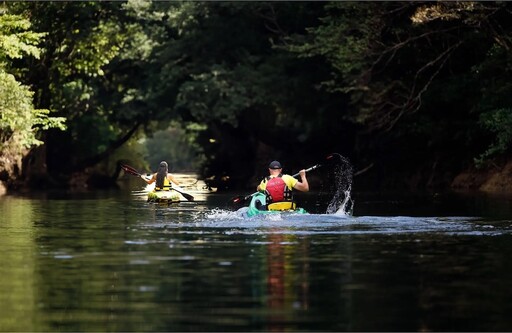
[243, 192, 307, 218]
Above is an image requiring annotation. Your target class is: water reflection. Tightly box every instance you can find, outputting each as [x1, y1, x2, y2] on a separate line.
[265, 233, 314, 331]
[0, 197, 37, 331]
[266, 233, 289, 331]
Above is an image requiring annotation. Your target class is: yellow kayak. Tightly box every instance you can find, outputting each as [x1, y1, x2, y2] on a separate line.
[147, 190, 181, 204]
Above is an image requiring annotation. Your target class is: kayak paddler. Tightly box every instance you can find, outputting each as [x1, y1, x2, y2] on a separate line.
[256, 160, 309, 211]
[142, 161, 180, 191]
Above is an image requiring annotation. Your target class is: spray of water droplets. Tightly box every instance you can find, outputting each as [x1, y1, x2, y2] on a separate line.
[325, 154, 354, 215]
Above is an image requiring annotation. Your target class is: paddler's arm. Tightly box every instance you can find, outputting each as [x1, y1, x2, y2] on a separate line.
[292, 169, 309, 192]
[167, 174, 180, 186]
[141, 173, 156, 184]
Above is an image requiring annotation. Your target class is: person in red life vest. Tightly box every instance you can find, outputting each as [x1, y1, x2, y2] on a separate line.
[256, 160, 309, 211]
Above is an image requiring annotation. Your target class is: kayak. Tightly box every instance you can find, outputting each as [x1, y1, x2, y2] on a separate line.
[242, 192, 307, 218]
[147, 190, 181, 204]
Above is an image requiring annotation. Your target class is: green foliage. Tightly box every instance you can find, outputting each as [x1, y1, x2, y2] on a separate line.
[475, 109, 512, 167]
[11, 1, 151, 173]
[69, 111, 118, 156]
[284, 3, 503, 132]
[35, 4, 129, 117]
[0, 12, 45, 64]
[176, 64, 262, 127]
[0, 9, 65, 163]
[0, 71, 65, 152]
[3, 0, 512, 189]
[284, 2, 377, 86]
[54, 20, 125, 78]
[143, 122, 206, 172]
[470, 39, 512, 166]
[282, 1, 512, 173]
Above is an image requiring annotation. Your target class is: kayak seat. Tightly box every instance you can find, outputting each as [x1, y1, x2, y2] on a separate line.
[255, 199, 267, 210]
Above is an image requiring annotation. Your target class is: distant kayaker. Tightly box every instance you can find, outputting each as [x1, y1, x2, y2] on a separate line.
[142, 161, 180, 190]
[256, 160, 309, 210]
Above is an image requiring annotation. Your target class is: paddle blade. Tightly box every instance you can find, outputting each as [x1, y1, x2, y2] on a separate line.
[179, 191, 194, 202]
[171, 184, 195, 201]
[120, 164, 141, 177]
[326, 153, 343, 163]
[230, 194, 254, 207]
[231, 196, 245, 204]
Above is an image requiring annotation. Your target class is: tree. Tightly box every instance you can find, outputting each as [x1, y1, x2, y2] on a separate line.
[283, 1, 512, 188]
[0, 9, 65, 184]
[131, 1, 342, 186]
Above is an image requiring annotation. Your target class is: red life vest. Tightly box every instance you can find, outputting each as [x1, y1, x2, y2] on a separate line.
[265, 175, 293, 203]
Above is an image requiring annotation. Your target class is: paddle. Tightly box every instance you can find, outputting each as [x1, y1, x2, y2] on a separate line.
[231, 154, 337, 205]
[120, 164, 195, 201]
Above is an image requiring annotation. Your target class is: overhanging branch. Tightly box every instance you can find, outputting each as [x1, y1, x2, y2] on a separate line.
[74, 121, 142, 171]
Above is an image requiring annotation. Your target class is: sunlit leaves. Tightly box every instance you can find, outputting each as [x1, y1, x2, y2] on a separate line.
[410, 2, 489, 25]
[0, 71, 65, 151]
[0, 13, 45, 63]
[0, 8, 65, 165]
[53, 20, 125, 78]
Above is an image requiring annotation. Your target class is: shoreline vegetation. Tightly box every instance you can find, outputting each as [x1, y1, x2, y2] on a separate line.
[2, 2, 512, 196]
[2, 159, 512, 195]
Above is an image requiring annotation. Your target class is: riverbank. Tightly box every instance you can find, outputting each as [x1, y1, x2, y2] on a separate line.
[452, 159, 512, 193]
[2, 157, 512, 196]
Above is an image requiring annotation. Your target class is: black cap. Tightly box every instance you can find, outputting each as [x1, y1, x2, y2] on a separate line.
[268, 160, 282, 169]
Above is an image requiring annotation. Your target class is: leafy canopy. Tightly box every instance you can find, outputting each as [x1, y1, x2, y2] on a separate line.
[0, 10, 65, 156]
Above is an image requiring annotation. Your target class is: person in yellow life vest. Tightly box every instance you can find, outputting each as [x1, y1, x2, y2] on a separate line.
[256, 160, 309, 211]
[142, 161, 180, 190]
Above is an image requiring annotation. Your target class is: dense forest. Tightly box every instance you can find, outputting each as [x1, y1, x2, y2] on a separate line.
[1, 1, 512, 194]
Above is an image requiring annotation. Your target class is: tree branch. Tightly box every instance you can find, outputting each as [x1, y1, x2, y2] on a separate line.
[74, 121, 142, 171]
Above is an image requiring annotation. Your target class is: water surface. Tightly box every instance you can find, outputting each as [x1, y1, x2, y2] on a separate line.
[1, 188, 512, 331]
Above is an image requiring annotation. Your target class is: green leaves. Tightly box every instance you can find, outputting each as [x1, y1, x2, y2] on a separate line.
[176, 64, 257, 127]
[0, 71, 65, 151]
[0, 13, 45, 62]
[476, 109, 512, 167]
[2, 0, 512, 188]
[54, 20, 125, 78]
[0, 9, 65, 161]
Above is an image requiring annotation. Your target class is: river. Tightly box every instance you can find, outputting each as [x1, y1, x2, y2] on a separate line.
[1, 177, 512, 331]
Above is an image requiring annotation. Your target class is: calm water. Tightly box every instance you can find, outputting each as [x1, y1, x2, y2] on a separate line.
[2, 184, 512, 331]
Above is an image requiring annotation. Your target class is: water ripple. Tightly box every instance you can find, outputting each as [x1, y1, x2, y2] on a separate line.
[140, 209, 512, 236]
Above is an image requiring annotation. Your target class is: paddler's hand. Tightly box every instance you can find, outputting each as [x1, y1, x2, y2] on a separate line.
[295, 169, 309, 192]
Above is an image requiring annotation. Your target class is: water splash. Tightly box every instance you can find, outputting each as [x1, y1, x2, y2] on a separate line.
[330, 188, 353, 216]
[204, 208, 245, 220]
[325, 154, 354, 215]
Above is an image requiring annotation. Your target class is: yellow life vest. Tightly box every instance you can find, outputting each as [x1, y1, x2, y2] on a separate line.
[155, 177, 172, 191]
